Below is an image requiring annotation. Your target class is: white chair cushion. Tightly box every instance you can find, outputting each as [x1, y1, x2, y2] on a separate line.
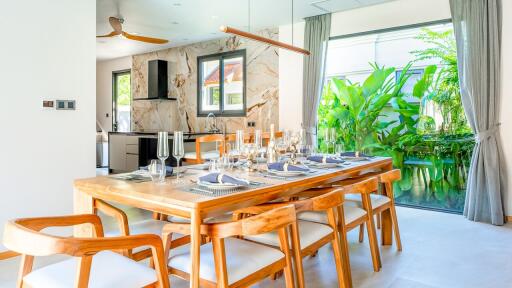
[168, 216, 191, 223]
[168, 237, 284, 285]
[298, 206, 367, 225]
[204, 213, 234, 223]
[184, 150, 220, 160]
[345, 194, 391, 209]
[106, 219, 184, 254]
[244, 220, 333, 249]
[23, 251, 157, 288]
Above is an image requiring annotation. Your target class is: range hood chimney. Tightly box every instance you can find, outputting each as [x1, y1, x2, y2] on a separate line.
[148, 60, 169, 99]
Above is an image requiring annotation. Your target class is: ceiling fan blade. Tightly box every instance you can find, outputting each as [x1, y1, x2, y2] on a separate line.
[109, 17, 123, 33]
[122, 32, 169, 44]
[96, 31, 121, 38]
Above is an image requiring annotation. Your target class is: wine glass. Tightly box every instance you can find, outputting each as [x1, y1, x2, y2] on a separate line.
[235, 130, 245, 153]
[254, 130, 262, 150]
[172, 131, 185, 183]
[148, 160, 161, 183]
[323, 129, 331, 154]
[329, 128, 337, 155]
[157, 132, 169, 183]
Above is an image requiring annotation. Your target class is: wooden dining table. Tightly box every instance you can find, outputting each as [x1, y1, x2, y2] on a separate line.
[74, 157, 393, 288]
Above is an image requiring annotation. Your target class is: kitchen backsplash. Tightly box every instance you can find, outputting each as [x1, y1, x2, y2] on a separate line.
[131, 28, 279, 133]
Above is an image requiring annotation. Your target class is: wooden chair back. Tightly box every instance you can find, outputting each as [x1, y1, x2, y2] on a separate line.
[378, 169, 401, 183]
[184, 134, 224, 164]
[3, 214, 104, 257]
[377, 169, 401, 198]
[342, 177, 379, 195]
[3, 214, 170, 288]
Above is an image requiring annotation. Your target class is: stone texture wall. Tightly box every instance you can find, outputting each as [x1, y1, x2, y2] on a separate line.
[131, 28, 279, 133]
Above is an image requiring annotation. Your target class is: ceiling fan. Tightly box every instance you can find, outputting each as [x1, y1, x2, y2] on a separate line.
[97, 17, 169, 44]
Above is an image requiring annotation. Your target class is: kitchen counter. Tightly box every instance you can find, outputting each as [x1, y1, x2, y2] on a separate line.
[108, 131, 227, 173]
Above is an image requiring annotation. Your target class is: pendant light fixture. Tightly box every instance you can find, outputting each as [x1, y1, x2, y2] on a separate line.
[219, 0, 310, 56]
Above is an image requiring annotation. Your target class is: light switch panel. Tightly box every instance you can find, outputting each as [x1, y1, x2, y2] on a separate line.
[56, 100, 76, 110]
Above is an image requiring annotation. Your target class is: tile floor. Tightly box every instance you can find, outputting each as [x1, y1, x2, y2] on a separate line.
[1, 207, 511, 288]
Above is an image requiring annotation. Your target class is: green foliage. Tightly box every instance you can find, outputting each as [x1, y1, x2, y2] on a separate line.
[411, 28, 470, 135]
[116, 74, 131, 106]
[317, 26, 474, 212]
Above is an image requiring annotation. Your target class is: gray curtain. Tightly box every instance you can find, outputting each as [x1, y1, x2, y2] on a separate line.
[302, 13, 331, 146]
[450, 0, 504, 225]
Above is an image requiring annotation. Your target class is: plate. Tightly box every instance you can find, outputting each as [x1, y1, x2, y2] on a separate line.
[304, 162, 339, 169]
[340, 156, 369, 162]
[268, 170, 307, 177]
[197, 181, 243, 190]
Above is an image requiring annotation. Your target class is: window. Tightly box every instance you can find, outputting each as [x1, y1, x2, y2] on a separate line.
[112, 70, 131, 132]
[197, 50, 246, 116]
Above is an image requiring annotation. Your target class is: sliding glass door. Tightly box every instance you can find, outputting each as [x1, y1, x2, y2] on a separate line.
[318, 21, 472, 213]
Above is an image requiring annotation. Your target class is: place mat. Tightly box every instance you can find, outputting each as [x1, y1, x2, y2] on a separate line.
[109, 171, 152, 183]
[257, 168, 320, 181]
[186, 181, 266, 197]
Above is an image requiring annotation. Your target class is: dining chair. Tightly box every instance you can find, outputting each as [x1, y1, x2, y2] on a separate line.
[0, 246, 18, 260]
[342, 169, 402, 251]
[233, 187, 351, 288]
[183, 134, 224, 164]
[162, 205, 298, 288]
[2, 214, 169, 288]
[297, 178, 382, 272]
[94, 199, 190, 262]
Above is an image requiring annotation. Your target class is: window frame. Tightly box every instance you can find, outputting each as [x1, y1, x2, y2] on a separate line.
[197, 49, 247, 117]
[112, 69, 131, 132]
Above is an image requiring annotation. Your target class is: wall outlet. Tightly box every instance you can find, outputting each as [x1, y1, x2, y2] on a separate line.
[247, 121, 256, 127]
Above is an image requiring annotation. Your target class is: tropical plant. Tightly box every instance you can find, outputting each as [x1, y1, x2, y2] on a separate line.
[411, 28, 470, 134]
[319, 63, 413, 153]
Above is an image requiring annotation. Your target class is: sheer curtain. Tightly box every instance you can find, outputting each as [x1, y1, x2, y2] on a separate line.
[302, 13, 331, 146]
[450, 0, 505, 225]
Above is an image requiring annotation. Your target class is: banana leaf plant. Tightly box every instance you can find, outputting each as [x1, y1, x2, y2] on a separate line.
[327, 62, 414, 152]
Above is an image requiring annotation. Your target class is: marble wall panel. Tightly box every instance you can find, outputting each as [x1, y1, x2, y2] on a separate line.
[131, 28, 279, 133]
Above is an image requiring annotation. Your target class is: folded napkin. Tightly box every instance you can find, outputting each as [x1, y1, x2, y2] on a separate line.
[141, 165, 173, 176]
[339, 152, 370, 157]
[268, 162, 309, 172]
[199, 173, 250, 186]
[307, 155, 344, 164]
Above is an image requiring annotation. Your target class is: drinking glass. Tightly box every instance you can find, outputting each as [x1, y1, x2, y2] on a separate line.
[148, 159, 162, 183]
[254, 130, 262, 150]
[235, 130, 245, 153]
[335, 143, 345, 155]
[172, 131, 185, 183]
[157, 132, 169, 182]
[329, 128, 337, 151]
[323, 129, 331, 153]
[208, 159, 221, 173]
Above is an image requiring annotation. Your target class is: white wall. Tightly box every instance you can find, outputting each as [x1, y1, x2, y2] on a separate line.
[0, 0, 96, 245]
[330, 0, 451, 37]
[279, 22, 305, 131]
[500, 0, 512, 216]
[96, 56, 132, 132]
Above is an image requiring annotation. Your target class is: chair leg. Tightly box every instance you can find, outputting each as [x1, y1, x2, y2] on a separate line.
[358, 224, 364, 243]
[389, 206, 403, 251]
[365, 217, 382, 271]
[376, 213, 381, 229]
[290, 222, 305, 288]
[278, 228, 295, 288]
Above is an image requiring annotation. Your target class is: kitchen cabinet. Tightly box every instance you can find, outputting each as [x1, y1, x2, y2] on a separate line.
[109, 134, 140, 172]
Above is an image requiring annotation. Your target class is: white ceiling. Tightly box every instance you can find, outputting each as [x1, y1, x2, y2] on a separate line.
[96, 0, 395, 61]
